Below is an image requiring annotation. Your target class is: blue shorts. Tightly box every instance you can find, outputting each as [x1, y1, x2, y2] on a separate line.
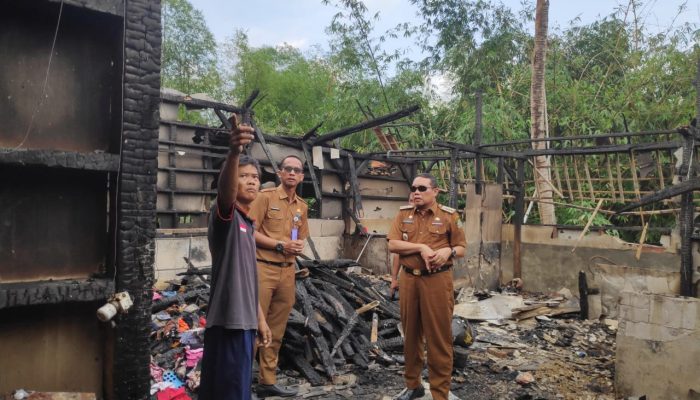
[199, 327, 256, 400]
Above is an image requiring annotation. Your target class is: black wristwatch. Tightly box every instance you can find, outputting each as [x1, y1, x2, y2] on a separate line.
[449, 247, 457, 260]
[275, 242, 284, 253]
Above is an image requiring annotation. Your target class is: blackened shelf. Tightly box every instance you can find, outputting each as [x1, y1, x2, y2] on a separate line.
[0, 149, 120, 172]
[0, 278, 115, 310]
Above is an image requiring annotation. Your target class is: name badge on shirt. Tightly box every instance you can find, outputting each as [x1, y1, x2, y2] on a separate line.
[239, 223, 248, 233]
[270, 207, 281, 211]
[402, 219, 414, 224]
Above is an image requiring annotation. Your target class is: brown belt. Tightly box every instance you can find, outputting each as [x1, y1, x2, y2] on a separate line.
[257, 259, 293, 268]
[401, 265, 452, 276]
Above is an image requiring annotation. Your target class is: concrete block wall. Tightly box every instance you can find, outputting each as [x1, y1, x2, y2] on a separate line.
[155, 232, 210, 284]
[302, 219, 345, 260]
[154, 219, 346, 283]
[616, 292, 700, 399]
[501, 225, 681, 294]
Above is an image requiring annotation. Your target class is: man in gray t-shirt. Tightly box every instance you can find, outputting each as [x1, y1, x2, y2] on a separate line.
[199, 121, 271, 400]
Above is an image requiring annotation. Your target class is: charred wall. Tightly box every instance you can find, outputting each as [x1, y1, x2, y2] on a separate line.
[0, 0, 160, 398]
[112, 0, 161, 398]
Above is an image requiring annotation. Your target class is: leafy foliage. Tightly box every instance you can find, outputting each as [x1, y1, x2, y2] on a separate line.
[161, 0, 221, 97]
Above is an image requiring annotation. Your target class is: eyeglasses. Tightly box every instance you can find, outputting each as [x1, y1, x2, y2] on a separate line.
[410, 185, 431, 193]
[282, 166, 303, 174]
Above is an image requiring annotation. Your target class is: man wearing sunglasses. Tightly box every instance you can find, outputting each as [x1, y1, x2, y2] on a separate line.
[248, 155, 309, 398]
[387, 173, 466, 400]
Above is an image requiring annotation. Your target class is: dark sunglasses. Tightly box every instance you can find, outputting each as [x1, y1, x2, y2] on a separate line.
[410, 185, 431, 193]
[282, 166, 303, 174]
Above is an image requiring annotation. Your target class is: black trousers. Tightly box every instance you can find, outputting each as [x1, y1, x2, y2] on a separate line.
[199, 327, 255, 400]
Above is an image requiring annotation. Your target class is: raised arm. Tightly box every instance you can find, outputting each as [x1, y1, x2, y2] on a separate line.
[217, 119, 255, 212]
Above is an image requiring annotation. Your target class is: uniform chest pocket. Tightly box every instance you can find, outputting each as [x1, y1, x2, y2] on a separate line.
[401, 221, 416, 236]
[264, 209, 284, 232]
[428, 223, 447, 236]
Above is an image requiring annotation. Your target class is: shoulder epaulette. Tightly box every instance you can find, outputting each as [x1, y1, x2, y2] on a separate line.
[439, 205, 456, 214]
[399, 205, 414, 210]
[260, 187, 276, 193]
[297, 197, 308, 205]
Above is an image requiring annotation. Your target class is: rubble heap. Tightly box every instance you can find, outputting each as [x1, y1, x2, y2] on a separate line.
[147, 259, 475, 398]
[147, 260, 617, 400]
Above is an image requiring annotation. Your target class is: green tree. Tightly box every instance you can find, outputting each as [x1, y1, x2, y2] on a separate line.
[161, 0, 221, 97]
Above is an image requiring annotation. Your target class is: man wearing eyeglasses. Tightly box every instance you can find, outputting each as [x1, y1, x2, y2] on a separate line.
[248, 155, 308, 398]
[388, 173, 466, 400]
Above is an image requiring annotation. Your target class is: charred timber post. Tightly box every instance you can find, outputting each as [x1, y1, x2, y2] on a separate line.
[449, 149, 458, 208]
[514, 159, 525, 279]
[475, 91, 483, 195]
[310, 105, 420, 146]
[348, 154, 365, 219]
[578, 271, 589, 320]
[301, 141, 323, 200]
[497, 157, 504, 184]
[113, 0, 161, 398]
[301, 121, 324, 141]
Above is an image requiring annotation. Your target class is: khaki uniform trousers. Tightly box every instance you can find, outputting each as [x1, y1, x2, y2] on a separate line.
[257, 263, 296, 384]
[399, 267, 454, 400]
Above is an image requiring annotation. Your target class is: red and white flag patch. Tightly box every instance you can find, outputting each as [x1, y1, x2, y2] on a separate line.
[239, 223, 247, 233]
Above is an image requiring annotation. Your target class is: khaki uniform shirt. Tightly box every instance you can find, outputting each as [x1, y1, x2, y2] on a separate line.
[387, 202, 467, 270]
[249, 185, 309, 264]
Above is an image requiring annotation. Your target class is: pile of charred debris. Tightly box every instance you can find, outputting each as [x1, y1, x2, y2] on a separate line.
[149, 259, 616, 400]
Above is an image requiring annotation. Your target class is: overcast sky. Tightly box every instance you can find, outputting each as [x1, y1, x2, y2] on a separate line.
[192, 0, 699, 52]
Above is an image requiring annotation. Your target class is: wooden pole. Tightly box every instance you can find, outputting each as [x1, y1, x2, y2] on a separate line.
[630, 151, 641, 200]
[571, 199, 604, 253]
[514, 159, 525, 279]
[583, 158, 595, 201]
[635, 222, 649, 260]
[562, 156, 574, 201]
[605, 154, 617, 202]
[528, 159, 565, 198]
[572, 156, 585, 201]
[656, 150, 665, 190]
[616, 154, 625, 202]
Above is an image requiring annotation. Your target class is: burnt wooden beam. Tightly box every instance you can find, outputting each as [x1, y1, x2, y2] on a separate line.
[348, 154, 365, 219]
[301, 141, 322, 200]
[310, 105, 420, 146]
[302, 121, 324, 141]
[0, 149, 120, 172]
[616, 178, 700, 213]
[434, 140, 525, 160]
[0, 279, 115, 310]
[480, 129, 679, 148]
[161, 92, 245, 113]
[578, 271, 589, 320]
[448, 149, 458, 208]
[523, 141, 684, 157]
